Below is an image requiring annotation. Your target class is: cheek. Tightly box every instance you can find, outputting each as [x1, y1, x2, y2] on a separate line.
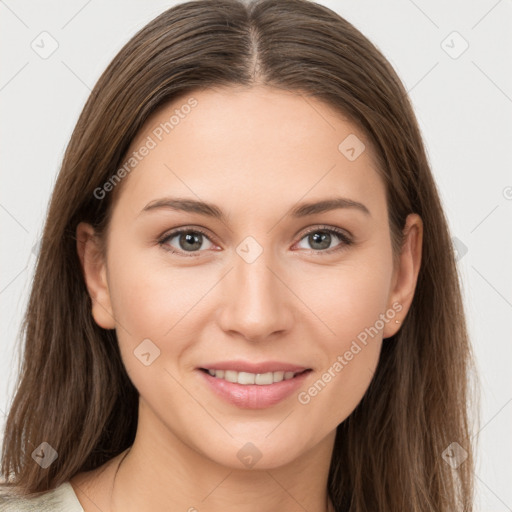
[307, 242, 394, 349]
[331, 263, 392, 341]
[298, 245, 393, 424]
[106, 237, 210, 339]
[299, 340, 382, 430]
[106, 249, 206, 409]
[297, 275, 388, 429]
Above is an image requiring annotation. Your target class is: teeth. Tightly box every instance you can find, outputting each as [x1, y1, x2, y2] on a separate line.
[273, 371, 284, 383]
[255, 372, 273, 385]
[205, 369, 300, 385]
[224, 370, 238, 383]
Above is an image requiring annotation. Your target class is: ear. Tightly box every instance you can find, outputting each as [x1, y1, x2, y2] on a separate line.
[383, 213, 423, 339]
[76, 222, 116, 330]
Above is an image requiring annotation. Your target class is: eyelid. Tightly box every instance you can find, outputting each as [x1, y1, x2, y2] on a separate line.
[158, 225, 219, 257]
[293, 224, 353, 253]
[297, 224, 352, 242]
[158, 224, 353, 256]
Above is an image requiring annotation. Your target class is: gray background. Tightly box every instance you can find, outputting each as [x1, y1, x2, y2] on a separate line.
[1, 0, 511, 510]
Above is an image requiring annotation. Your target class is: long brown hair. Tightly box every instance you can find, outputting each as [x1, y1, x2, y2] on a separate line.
[0, 0, 478, 510]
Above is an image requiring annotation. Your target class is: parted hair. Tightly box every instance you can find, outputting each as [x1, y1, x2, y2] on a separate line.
[0, 1, 478, 510]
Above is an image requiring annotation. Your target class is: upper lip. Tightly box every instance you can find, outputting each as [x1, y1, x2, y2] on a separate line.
[198, 360, 310, 374]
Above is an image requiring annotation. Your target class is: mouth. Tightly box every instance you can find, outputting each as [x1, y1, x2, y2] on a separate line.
[199, 368, 311, 385]
[196, 363, 313, 409]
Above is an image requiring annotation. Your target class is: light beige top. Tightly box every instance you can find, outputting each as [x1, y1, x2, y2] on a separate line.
[0, 482, 84, 511]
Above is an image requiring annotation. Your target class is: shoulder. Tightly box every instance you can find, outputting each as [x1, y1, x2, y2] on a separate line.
[0, 481, 84, 512]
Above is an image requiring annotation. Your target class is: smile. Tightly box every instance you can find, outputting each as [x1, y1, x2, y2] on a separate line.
[200, 368, 307, 385]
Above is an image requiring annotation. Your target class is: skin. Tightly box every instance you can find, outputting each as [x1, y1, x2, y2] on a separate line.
[72, 85, 422, 512]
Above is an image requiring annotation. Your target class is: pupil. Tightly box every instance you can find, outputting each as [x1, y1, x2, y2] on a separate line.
[181, 232, 202, 251]
[310, 232, 330, 250]
[177, 231, 332, 252]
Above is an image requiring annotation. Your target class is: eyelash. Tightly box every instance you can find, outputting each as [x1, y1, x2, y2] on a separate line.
[157, 225, 353, 257]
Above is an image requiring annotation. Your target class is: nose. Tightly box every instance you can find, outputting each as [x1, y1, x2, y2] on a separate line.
[216, 243, 295, 343]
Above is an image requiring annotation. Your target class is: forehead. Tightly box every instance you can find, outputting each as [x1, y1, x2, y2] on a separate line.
[112, 86, 386, 221]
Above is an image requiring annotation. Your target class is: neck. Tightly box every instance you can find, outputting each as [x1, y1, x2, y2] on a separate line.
[110, 400, 336, 512]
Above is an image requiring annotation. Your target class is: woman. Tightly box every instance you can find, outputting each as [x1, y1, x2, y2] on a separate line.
[0, 0, 477, 510]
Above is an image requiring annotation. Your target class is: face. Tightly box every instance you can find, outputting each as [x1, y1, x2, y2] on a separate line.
[78, 85, 421, 470]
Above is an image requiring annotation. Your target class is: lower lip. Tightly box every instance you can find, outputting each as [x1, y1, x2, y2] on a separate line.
[198, 369, 311, 409]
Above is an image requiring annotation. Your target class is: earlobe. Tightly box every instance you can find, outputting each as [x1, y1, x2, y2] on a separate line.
[76, 222, 116, 330]
[383, 213, 423, 339]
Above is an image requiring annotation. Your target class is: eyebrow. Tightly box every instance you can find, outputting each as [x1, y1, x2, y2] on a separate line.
[140, 196, 371, 220]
